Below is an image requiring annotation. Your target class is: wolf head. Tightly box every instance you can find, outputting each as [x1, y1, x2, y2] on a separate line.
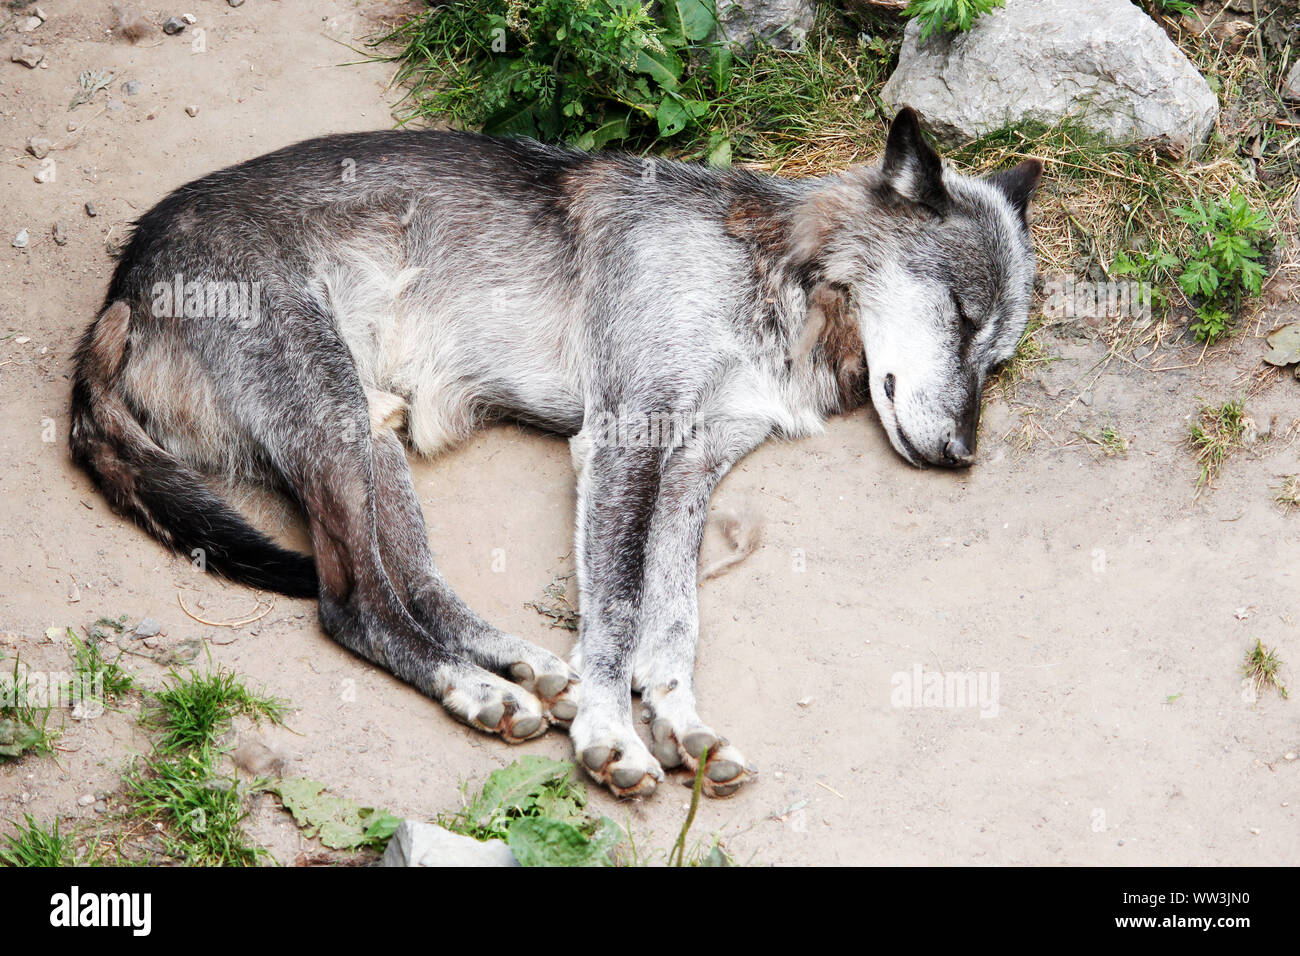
[796, 108, 1042, 468]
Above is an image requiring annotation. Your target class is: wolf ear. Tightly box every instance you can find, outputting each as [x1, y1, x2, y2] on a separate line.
[879, 107, 948, 217]
[986, 159, 1043, 226]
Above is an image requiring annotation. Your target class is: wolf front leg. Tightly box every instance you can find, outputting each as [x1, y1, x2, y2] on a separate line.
[568, 440, 667, 797]
[633, 418, 767, 796]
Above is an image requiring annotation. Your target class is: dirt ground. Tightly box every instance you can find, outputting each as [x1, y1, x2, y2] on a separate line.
[1, 0, 1297, 866]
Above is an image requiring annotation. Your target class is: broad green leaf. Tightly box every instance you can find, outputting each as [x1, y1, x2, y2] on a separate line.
[636, 47, 683, 90]
[506, 817, 612, 867]
[662, 0, 717, 42]
[274, 778, 399, 850]
[467, 755, 577, 829]
[573, 113, 631, 151]
[706, 135, 732, 168]
[708, 44, 733, 92]
[656, 95, 690, 137]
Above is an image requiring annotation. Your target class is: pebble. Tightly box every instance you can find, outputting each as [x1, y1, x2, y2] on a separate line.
[12, 229, 29, 249]
[182, 13, 197, 24]
[228, 0, 245, 6]
[85, 201, 98, 217]
[94, 801, 108, 814]
[185, 104, 199, 117]
[122, 79, 141, 96]
[1285, 752, 1297, 761]
[77, 794, 95, 807]
[35, 6, 48, 19]
[134, 617, 162, 638]
[17, 15, 42, 33]
[65, 576, 79, 598]
[11, 44, 45, 68]
[26, 136, 52, 159]
[34, 164, 54, 184]
[162, 16, 186, 35]
[66, 120, 78, 132]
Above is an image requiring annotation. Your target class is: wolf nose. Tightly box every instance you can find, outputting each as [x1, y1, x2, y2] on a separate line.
[941, 434, 974, 467]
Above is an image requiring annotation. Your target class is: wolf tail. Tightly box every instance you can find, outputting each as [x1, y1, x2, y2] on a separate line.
[69, 301, 318, 598]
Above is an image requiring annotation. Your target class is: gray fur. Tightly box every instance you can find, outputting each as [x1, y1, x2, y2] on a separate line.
[70, 109, 1041, 797]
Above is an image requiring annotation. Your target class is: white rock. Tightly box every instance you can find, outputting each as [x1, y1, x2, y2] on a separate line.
[882, 0, 1219, 157]
[1284, 60, 1300, 102]
[717, 0, 816, 50]
[380, 821, 519, 867]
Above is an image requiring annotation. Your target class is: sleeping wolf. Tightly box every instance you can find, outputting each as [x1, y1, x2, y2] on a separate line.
[70, 108, 1041, 798]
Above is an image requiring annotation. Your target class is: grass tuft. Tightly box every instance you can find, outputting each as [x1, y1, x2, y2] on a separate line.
[1243, 638, 1288, 700]
[1187, 398, 1246, 488]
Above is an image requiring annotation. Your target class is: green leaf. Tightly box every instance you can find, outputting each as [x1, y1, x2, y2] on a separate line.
[708, 44, 733, 92]
[636, 47, 683, 91]
[467, 755, 577, 829]
[506, 817, 612, 867]
[274, 778, 399, 850]
[572, 113, 631, 151]
[656, 95, 690, 137]
[483, 101, 539, 138]
[662, 0, 717, 42]
[706, 134, 732, 167]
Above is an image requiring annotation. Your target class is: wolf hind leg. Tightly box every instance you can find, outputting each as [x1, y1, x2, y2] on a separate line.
[368, 429, 580, 724]
[218, 313, 548, 742]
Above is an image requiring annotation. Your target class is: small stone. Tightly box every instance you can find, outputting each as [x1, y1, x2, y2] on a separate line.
[85, 201, 98, 217]
[26, 136, 52, 159]
[12, 229, 29, 249]
[105, 98, 124, 113]
[34, 6, 48, 20]
[94, 801, 108, 814]
[77, 794, 95, 807]
[184, 104, 199, 117]
[11, 44, 45, 68]
[17, 15, 43, 33]
[134, 617, 162, 639]
[181, 13, 197, 24]
[66, 120, 78, 132]
[1285, 752, 1297, 761]
[1250, 827, 1261, 835]
[121, 80, 141, 96]
[228, 0, 245, 7]
[65, 577, 79, 599]
[162, 16, 186, 35]
[34, 165, 54, 184]
[1078, 391, 1093, 407]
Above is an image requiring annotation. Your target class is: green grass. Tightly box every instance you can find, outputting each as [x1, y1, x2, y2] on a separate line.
[0, 814, 77, 867]
[127, 666, 288, 865]
[1079, 425, 1129, 457]
[125, 751, 263, 866]
[67, 629, 135, 709]
[0, 654, 59, 763]
[144, 667, 287, 757]
[1243, 638, 1288, 700]
[1187, 398, 1246, 488]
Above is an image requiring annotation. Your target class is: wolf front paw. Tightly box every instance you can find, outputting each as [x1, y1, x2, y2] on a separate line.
[651, 720, 753, 797]
[571, 717, 664, 798]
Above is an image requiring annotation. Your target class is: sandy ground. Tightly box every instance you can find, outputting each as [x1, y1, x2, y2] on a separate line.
[1, 0, 1298, 866]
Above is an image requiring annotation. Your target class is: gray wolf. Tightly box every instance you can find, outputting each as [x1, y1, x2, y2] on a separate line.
[70, 108, 1041, 798]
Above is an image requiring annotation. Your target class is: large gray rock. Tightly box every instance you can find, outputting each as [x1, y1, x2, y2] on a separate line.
[881, 0, 1219, 157]
[380, 821, 519, 867]
[716, 0, 815, 50]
